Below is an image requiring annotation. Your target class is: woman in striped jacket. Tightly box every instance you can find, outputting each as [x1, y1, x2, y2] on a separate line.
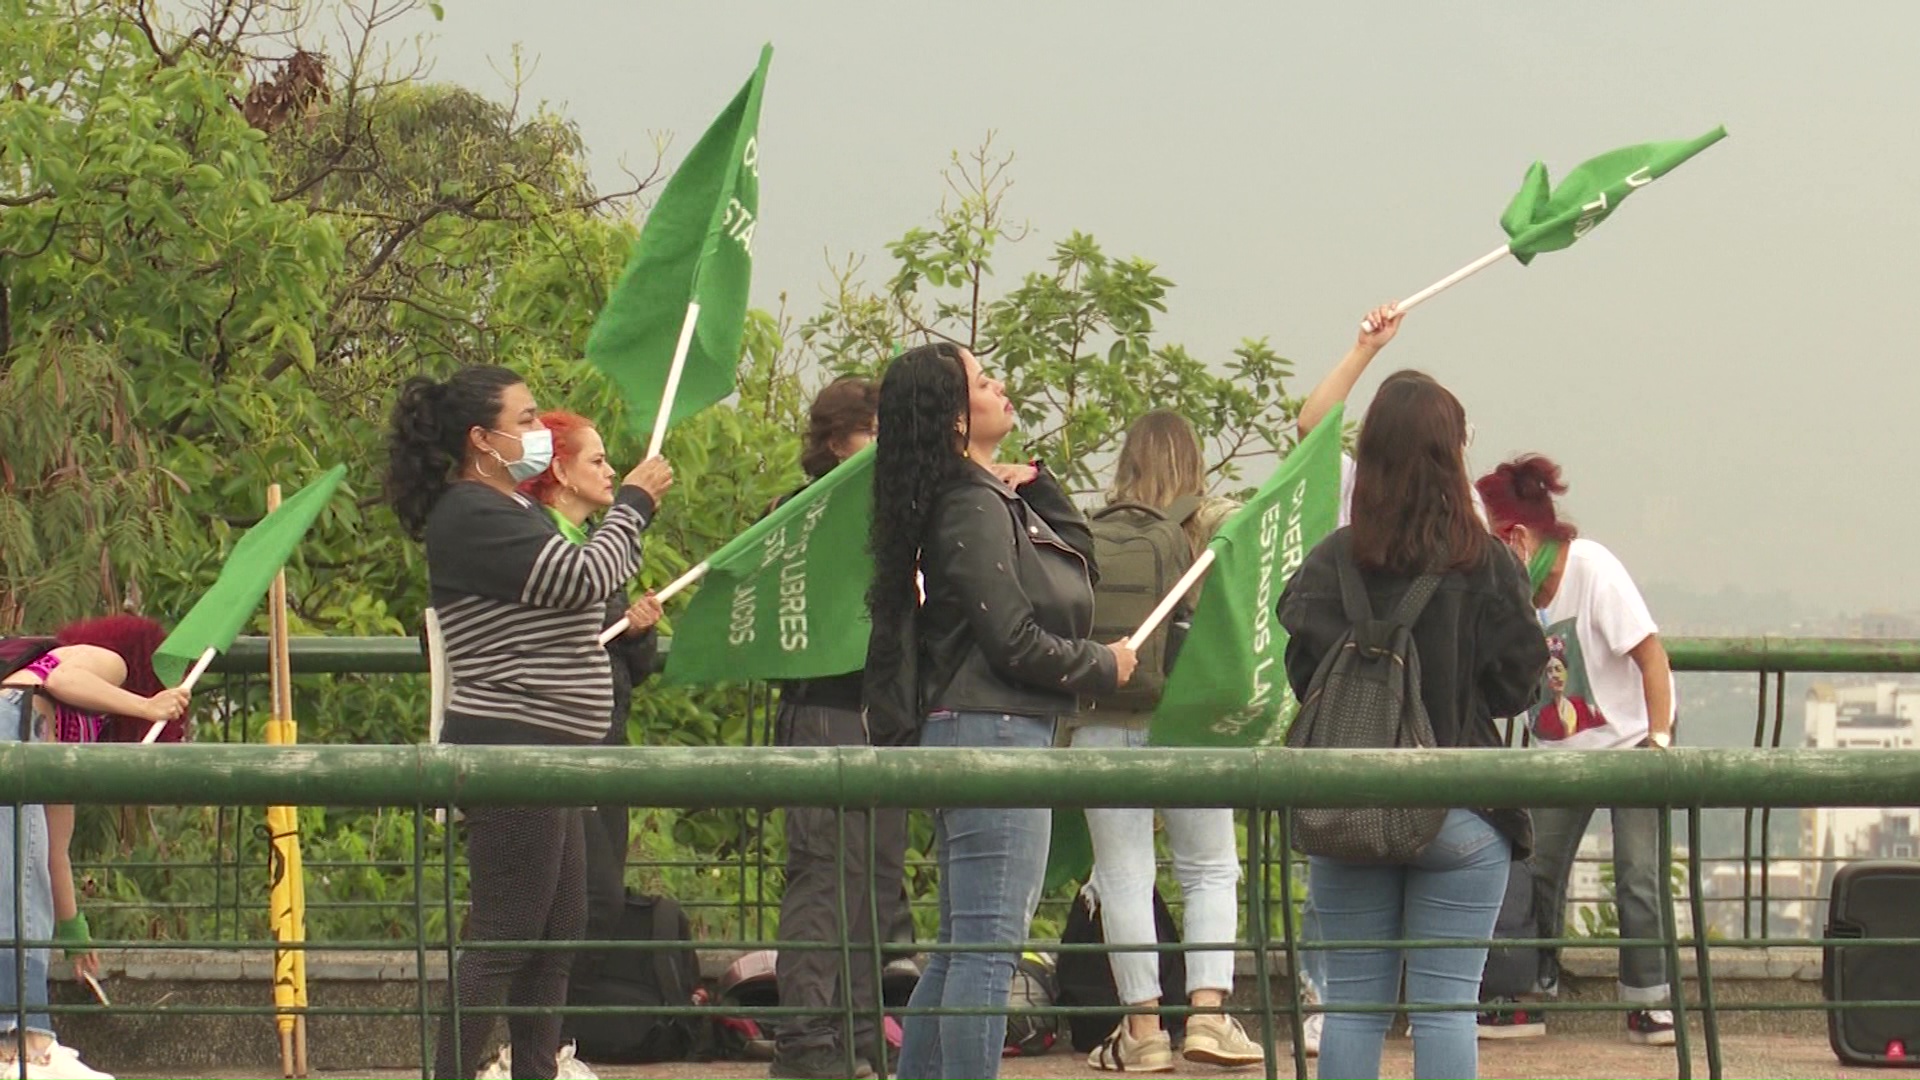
[385, 365, 672, 1080]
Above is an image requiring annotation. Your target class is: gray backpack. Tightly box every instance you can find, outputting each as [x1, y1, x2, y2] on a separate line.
[1284, 537, 1447, 863]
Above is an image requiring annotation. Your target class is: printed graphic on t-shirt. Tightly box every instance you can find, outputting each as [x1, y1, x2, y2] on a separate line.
[1529, 618, 1607, 742]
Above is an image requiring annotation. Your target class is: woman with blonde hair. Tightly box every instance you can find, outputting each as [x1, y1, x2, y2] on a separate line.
[1066, 409, 1263, 1072]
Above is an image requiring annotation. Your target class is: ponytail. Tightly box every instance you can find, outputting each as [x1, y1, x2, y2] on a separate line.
[384, 365, 523, 539]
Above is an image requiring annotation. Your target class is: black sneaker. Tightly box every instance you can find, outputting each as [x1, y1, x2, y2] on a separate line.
[1476, 998, 1546, 1040]
[1626, 1009, 1677, 1047]
[769, 1044, 877, 1079]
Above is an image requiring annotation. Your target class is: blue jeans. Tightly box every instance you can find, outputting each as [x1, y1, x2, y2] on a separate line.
[1311, 809, 1510, 1080]
[0, 689, 53, 1038]
[898, 711, 1054, 1080]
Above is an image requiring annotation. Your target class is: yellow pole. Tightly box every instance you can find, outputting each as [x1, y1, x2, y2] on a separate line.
[264, 485, 310, 1077]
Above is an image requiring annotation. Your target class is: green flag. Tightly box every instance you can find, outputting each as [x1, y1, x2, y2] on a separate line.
[153, 464, 347, 685]
[586, 45, 772, 440]
[662, 443, 873, 686]
[1149, 407, 1345, 747]
[1501, 126, 1726, 264]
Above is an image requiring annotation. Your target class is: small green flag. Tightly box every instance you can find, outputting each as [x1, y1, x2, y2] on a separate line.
[586, 45, 772, 439]
[1149, 407, 1345, 747]
[662, 444, 873, 686]
[1501, 126, 1726, 264]
[153, 464, 347, 686]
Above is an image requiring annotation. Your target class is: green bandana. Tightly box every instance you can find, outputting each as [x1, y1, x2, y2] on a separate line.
[545, 505, 589, 546]
[1526, 538, 1563, 596]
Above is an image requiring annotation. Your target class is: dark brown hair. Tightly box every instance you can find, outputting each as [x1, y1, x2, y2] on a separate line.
[1348, 370, 1489, 575]
[801, 376, 879, 480]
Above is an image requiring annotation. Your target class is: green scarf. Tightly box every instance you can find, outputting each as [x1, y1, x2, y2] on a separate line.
[1526, 538, 1563, 597]
[544, 505, 589, 546]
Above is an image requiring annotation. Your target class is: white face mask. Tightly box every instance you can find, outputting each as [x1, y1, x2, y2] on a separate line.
[490, 427, 553, 482]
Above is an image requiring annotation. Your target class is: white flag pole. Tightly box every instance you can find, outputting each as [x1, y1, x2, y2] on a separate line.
[1125, 549, 1218, 651]
[644, 301, 702, 461]
[1360, 243, 1513, 332]
[144, 645, 216, 743]
[597, 560, 712, 646]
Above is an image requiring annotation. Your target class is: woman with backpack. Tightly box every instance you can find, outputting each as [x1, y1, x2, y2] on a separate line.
[386, 365, 672, 1080]
[1278, 371, 1547, 1080]
[1063, 409, 1263, 1072]
[1475, 455, 1678, 1046]
[1, 613, 188, 1080]
[864, 342, 1136, 1080]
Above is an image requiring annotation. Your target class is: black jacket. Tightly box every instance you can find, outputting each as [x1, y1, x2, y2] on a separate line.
[1278, 529, 1548, 855]
[865, 462, 1118, 745]
[600, 589, 658, 747]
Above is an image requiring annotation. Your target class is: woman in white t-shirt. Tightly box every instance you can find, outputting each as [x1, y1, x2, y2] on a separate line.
[1475, 454, 1679, 1047]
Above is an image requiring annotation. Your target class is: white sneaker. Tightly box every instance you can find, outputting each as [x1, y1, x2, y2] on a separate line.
[1300, 1012, 1322, 1058]
[556, 1043, 598, 1080]
[477, 1045, 511, 1080]
[1, 1049, 113, 1080]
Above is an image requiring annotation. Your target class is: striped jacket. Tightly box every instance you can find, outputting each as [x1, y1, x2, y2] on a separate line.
[426, 481, 653, 743]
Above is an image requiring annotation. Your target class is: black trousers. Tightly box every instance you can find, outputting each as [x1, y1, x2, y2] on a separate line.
[773, 701, 911, 1058]
[435, 805, 587, 1080]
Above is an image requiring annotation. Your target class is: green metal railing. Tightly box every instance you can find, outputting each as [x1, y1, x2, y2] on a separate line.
[18, 634, 1920, 1080]
[13, 743, 1920, 1080]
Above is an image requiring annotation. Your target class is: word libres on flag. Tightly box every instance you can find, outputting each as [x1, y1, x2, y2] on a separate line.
[1149, 406, 1345, 748]
[661, 443, 875, 687]
[586, 45, 773, 458]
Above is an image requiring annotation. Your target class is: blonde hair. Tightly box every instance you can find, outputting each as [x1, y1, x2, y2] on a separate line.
[1110, 410, 1210, 554]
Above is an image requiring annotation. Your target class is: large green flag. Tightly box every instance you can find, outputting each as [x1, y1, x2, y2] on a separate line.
[1501, 126, 1726, 264]
[586, 45, 772, 441]
[662, 443, 873, 686]
[153, 464, 347, 686]
[1149, 407, 1345, 747]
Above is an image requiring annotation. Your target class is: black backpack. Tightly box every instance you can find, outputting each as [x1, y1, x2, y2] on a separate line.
[1284, 537, 1447, 863]
[563, 891, 702, 1063]
[1086, 497, 1202, 712]
[1055, 887, 1187, 1053]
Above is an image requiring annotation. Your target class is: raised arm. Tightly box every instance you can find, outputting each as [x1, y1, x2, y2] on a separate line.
[1299, 302, 1403, 436]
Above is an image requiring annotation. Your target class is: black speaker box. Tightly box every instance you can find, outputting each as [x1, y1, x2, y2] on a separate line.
[1828, 861, 1920, 1066]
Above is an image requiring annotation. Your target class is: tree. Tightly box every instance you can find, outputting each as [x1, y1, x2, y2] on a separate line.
[798, 137, 1301, 497]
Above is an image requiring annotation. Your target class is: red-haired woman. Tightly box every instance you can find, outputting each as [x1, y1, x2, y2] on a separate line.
[1, 613, 188, 1079]
[518, 411, 664, 963]
[1475, 455, 1678, 1046]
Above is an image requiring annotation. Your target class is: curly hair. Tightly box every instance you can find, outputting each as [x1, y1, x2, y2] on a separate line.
[517, 409, 598, 507]
[384, 365, 524, 539]
[802, 376, 879, 480]
[867, 343, 968, 631]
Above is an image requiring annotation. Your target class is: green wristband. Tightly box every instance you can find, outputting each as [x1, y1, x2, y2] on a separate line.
[54, 913, 90, 958]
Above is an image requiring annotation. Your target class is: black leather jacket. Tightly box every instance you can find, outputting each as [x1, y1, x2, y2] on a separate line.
[865, 462, 1118, 745]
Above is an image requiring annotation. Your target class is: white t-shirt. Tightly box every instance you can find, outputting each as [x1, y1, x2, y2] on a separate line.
[1336, 453, 1487, 527]
[1528, 538, 1669, 750]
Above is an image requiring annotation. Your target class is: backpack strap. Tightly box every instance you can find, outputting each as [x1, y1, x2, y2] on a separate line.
[1091, 500, 1168, 522]
[1164, 495, 1204, 527]
[1334, 539, 1444, 643]
[1389, 573, 1444, 629]
[648, 894, 689, 1001]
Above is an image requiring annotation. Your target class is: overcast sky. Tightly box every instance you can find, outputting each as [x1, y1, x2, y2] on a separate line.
[415, 2, 1918, 620]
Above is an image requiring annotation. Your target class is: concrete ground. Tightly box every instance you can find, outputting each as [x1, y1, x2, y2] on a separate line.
[117, 1032, 1885, 1080]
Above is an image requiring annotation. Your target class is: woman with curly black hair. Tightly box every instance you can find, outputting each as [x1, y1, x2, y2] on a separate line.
[864, 342, 1136, 1080]
[384, 364, 672, 1080]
